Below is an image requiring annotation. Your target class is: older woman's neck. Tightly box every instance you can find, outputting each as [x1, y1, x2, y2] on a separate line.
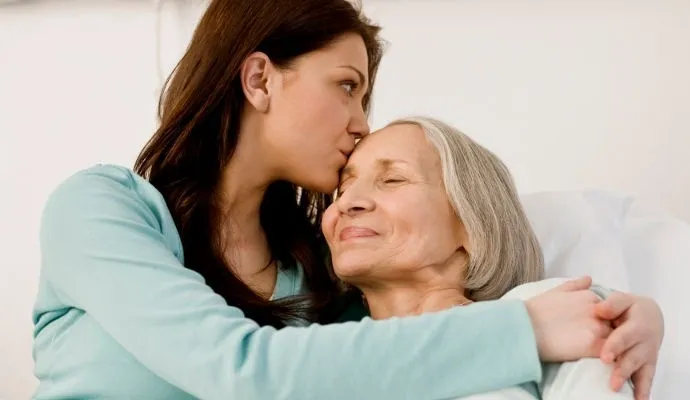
[362, 283, 471, 320]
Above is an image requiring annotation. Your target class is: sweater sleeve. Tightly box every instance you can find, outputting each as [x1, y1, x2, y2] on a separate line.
[39, 166, 542, 400]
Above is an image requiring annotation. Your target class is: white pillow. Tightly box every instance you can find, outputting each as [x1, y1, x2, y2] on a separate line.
[620, 203, 690, 400]
[520, 190, 633, 291]
[521, 191, 690, 399]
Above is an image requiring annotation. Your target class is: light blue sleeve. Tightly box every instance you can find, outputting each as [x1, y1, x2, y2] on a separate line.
[39, 166, 542, 400]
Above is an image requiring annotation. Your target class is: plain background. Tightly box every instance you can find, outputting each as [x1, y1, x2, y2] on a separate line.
[1, 0, 689, 398]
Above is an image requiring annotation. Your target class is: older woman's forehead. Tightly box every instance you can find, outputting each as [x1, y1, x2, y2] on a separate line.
[357, 124, 425, 154]
[347, 125, 441, 179]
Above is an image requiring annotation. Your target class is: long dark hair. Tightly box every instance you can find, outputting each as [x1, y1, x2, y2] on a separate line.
[133, 0, 383, 327]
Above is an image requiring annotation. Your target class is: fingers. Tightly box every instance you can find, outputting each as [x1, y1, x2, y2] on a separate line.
[631, 363, 655, 400]
[550, 276, 592, 293]
[595, 292, 635, 321]
[610, 343, 648, 390]
[596, 319, 614, 338]
[601, 323, 641, 364]
[583, 320, 613, 358]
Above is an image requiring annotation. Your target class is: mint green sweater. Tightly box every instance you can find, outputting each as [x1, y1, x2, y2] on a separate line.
[33, 164, 542, 400]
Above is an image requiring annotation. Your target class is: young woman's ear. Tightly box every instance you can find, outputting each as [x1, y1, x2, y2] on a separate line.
[240, 52, 273, 112]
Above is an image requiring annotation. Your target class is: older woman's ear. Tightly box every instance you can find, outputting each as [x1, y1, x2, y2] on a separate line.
[454, 220, 471, 253]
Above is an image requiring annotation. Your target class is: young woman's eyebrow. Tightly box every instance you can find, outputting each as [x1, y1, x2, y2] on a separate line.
[337, 65, 368, 92]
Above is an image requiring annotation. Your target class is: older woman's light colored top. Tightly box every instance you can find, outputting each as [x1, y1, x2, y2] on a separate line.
[455, 279, 633, 400]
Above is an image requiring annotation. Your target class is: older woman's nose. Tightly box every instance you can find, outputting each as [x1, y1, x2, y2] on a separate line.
[337, 190, 375, 217]
[345, 203, 373, 216]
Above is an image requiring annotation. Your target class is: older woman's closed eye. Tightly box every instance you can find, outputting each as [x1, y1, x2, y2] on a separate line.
[321, 116, 650, 399]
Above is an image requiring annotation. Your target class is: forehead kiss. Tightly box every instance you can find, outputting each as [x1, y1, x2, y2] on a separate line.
[321, 122, 466, 282]
[337, 123, 442, 194]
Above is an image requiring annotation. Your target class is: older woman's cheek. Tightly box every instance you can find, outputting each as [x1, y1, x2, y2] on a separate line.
[388, 222, 425, 266]
[321, 207, 337, 243]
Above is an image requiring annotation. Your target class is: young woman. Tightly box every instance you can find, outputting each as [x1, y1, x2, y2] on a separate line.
[33, 1, 663, 399]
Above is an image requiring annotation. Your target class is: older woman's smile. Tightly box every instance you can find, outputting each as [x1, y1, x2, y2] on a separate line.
[338, 226, 379, 241]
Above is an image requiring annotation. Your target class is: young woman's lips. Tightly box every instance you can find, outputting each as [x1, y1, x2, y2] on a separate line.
[339, 226, 378, 241]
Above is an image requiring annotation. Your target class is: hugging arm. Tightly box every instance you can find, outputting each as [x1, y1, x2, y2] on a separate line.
[39, 167, 544, 400]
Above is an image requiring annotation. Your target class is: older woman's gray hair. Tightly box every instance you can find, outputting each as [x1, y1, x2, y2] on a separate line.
[385, 116, 544, 301]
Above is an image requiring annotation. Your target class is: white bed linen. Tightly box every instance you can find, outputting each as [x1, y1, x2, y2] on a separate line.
[454, 278, 634, 400]
[520, 191, 690, 399]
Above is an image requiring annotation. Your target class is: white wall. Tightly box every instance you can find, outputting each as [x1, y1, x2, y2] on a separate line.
[1, 0, 688, 398]
[365, 0, 690, 220]
[0, 1, 190, 398]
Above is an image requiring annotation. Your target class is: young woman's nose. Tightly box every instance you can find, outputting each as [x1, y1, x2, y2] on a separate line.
[347, 104, 370, 139]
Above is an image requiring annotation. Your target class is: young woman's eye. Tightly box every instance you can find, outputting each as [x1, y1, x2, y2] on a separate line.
[339, 80, 358, 97]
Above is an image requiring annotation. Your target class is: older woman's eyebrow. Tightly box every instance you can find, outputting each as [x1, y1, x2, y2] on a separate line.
[340, 158, 409, 179]
[377, 158, 409, 170]
[340, 165, 356, 181]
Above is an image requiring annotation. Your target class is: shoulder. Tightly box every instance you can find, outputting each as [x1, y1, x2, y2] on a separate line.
[44, 164, 169, 223]
[46, 164, 161, 206]
[501, 278, 613, 301]
[500, 278, 572, 301]
[41, 164, 180, 251]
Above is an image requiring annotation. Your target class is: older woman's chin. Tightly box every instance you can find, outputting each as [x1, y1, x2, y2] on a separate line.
[331, 254, 376, 282]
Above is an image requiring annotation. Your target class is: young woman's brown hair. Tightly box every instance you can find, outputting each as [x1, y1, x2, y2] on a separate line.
[134, 0, 383, 327]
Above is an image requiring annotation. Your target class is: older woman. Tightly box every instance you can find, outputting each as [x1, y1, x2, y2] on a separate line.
[322, 116, 659, 399]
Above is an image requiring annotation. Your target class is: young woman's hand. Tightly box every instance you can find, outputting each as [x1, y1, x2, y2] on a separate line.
[595, 292, 664, 400]
[525, 276, 613, 362]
